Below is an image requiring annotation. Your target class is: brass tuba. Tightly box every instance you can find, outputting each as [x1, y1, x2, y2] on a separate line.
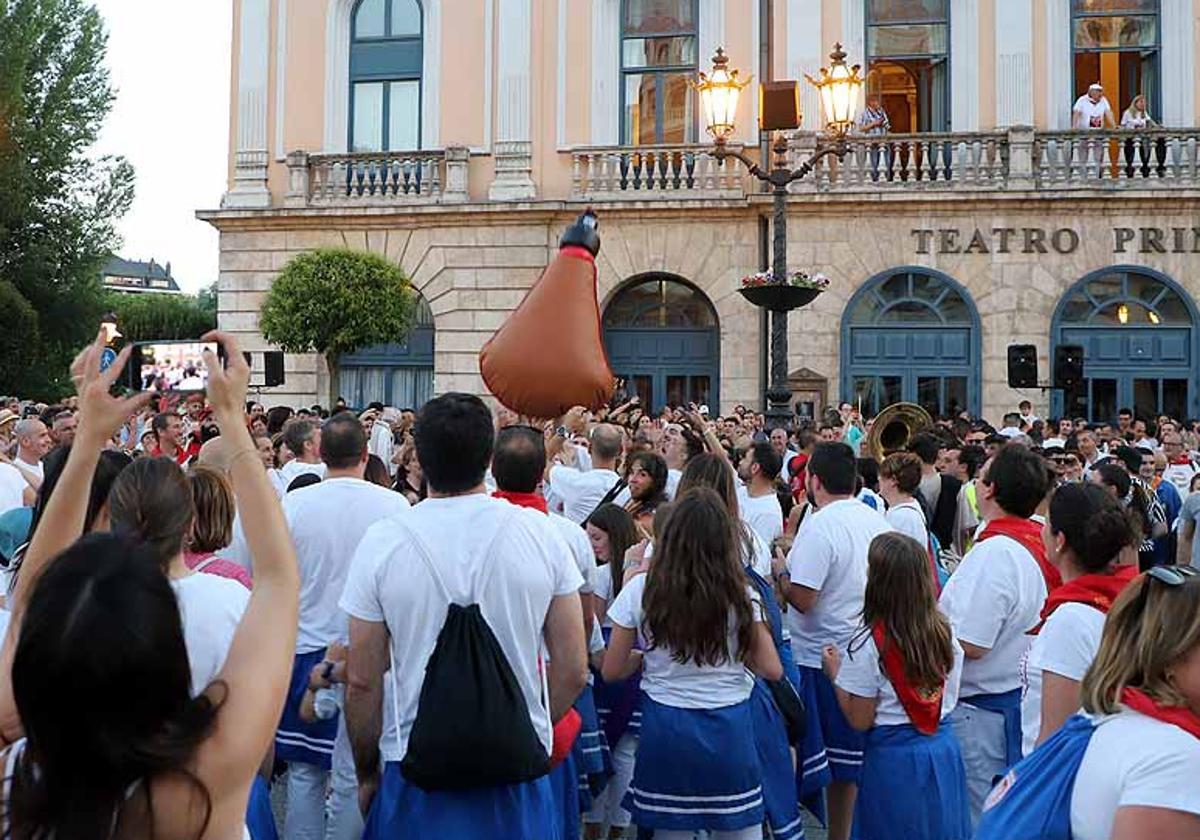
[864, 402, 933, 463]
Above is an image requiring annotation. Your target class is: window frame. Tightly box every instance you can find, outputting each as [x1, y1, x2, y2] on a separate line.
[863, 0, 952, 134]
[618, 0, 701, 146]
[349, 0, 424, 153]
[1069, 0, 1161, 119]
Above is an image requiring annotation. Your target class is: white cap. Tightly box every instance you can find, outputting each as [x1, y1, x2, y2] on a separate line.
[1089, 83, 1103, 91]
[698, 405, 710, 416]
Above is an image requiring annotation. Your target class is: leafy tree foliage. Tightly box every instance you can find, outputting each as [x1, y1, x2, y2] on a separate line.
[0, 0, 134, 398]
[103, 288, 217, 343]
[0, 281, 39, 393]
[259, 249, 415, 405]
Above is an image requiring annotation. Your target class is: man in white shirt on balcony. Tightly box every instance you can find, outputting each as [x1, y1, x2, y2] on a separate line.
[1072, 83, 1115, 130]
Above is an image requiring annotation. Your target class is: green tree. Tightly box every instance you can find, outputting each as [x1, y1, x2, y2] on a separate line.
[103, 290, 218, 342]
[259, 249, 415, 405]
[0, 281, 39, 393]
[0, 0, 134, 398]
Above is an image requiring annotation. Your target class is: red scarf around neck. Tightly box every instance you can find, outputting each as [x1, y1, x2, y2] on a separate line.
[872, 622, 944, 735]
[1031, 564, 1137, 634]
[978, 516, 1062, 591]
[1122, 687, 1200, 740]
[492, 489, 548, 514]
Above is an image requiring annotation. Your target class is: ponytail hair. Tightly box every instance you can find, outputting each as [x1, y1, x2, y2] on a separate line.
[108, 457, 195, 569]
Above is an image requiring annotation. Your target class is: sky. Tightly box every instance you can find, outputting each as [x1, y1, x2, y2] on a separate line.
[91, 0, 233, 294]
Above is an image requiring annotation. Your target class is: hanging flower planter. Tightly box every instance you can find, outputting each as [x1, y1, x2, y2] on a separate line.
[737, 270, 829, 312]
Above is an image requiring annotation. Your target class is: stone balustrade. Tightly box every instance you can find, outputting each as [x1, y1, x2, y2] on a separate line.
[1032, 129, 1200, 188]
[569, 144, 749, 201]
[284, 147, 470, 207]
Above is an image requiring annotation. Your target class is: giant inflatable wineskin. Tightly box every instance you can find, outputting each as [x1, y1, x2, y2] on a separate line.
[479, 211, 615, 419]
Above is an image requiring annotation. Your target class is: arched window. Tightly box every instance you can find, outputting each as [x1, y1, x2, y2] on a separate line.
[1052, 267, 1196, 423]
[620, 0, 698, 145]
[866, 0, 950, 133]
[1071, 0, 1159, 121]
[339, 293, 435, 408]
[842, 268, 980, 417]
[350, 0, 423, 152]
[603, 274, 718, 410]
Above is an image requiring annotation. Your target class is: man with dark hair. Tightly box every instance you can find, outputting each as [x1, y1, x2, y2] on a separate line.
[1117, 406, 1133, 436]
[784, 442, 892, 840]
[266, 405, 294, 436]
[342, 393, 588, 836]
[278, 413, 408, 839]
[149, 412, 194, 466]
[737, 441, 784, 547]
[281, 418, 326, 485]
[939, 444, 1055, 823]
[908, 432, 962, 551]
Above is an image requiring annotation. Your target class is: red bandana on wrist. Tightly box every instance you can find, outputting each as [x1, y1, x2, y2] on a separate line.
[1121, 687, 1200, 740]
[872, 622, 944, 735]
[492, 489, 548, 514]
[1031, 565, 1137, 634]
[978, 516, 1062, 591]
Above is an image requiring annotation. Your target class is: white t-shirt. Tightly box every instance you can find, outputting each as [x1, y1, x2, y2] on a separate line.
[836, 629, 964, 727]
[172, 572, 251, 697]
[608, 572, 758, 709]
[886, 499, 929, 548]
[339, 494, 583, 762]
[284, 477, 410, 653]
[739, 486, 784, 549]
[938, 534, 1048, 696]
[0, 465, 26, 515]
[778, 449, 799, 480]
[13, 459, 42, 482]
[786, 498, 893, 667]
[547, 512, 595, 595]
[1042, 437, 1068, 449]
[279, 459, 327, 488]
[1020, 602, 1105, 756]
[590, 562, 619, 629]
[1070, 709, 1200, 840]
[1162, 462, 1198, 498]
[548, 464, 620, 524]
[1073, 94, 1113, 129]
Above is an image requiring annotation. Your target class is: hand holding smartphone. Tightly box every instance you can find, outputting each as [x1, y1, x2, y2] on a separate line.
[115, 340, 227, 395]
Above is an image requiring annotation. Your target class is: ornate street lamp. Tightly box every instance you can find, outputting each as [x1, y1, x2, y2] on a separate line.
[699, 44, 865, 429]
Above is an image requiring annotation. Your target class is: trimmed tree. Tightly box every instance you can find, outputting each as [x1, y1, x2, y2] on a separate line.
[259, 248, 415, 406]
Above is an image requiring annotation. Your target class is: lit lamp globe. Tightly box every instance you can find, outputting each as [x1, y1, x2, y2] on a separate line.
[805, 43, 865, 136]
[697, 48, 750, 146]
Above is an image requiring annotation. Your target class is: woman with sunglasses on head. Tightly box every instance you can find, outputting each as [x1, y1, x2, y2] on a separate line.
[1020, 482, 1137, 757]
[977, 564, 1200, 840]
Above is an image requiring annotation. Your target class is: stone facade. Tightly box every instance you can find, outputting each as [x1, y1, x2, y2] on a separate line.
[204, 189, 1200, 422]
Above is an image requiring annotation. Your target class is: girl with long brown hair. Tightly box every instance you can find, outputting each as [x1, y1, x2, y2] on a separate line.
[602, 488, 781, 840]
[821, 532, 970, 840]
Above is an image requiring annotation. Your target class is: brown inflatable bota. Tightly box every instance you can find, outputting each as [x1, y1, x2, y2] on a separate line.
[479, 211, 614, 419]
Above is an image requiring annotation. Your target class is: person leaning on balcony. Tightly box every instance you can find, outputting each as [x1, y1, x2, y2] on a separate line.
[1120, 93, 1163, 178]
[856, 93, 892, 182]
[1072, 83, 1115, 130]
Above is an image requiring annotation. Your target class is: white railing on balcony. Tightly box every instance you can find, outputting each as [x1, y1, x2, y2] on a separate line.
[570, 144, 748, 201]
[797, 132, 1008, 192]
[1033, 130, 1200, 188]
[284, 148, 469, 207]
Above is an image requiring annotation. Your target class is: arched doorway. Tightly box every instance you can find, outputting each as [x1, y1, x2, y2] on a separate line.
[338, 293, 435, 409]
[841, 267, 981, 417]
[603, 273, 719, 411]
[1051, 267, 1198, 423]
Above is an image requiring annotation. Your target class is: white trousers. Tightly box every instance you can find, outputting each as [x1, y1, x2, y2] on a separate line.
[584, 733, 638, 830]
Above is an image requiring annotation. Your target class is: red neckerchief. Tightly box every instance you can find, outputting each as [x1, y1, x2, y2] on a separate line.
[1031, 565, 1137, 634]
[492, 489, 548, 514]
[1121, 687, 1200, 740]
[1171, 456, 1194, 466]
[872, 622, 943, 735]
[978, 516, 1062, 591]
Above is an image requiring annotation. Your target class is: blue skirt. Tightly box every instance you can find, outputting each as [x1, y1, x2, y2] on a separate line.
[623, 696, 764, 832]
[246, 774, 277, 840]
[593, 667, 642, 747]
[549, 750, 583, 840]
[275, 649, 337, 769]
[751, 680, 804, 840]
[853, 722, 971, 840]
[363, 761, 560, 840]
[573, 683, 611, 780]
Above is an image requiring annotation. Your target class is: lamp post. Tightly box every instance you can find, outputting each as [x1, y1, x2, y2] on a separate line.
[697, 44, 864, 429]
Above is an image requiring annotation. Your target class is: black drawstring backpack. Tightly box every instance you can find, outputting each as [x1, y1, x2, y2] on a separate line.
[396, 511, 552, 791]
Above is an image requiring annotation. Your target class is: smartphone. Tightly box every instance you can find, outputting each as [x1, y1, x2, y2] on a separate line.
[120, 340, 223, 394]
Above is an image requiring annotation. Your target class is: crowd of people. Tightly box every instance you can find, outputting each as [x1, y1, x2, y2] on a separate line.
[1, 336, 1200, 840]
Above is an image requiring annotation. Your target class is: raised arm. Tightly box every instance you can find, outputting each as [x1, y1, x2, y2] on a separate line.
[191, 332, 300, 798]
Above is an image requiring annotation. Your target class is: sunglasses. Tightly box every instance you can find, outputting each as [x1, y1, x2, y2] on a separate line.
[1147, 565, 1198, 586]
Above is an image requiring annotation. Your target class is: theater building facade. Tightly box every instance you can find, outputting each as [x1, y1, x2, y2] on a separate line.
[203, 0, 1200, 422]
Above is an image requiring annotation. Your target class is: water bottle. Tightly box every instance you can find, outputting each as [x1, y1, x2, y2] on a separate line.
[314, 684, 342, 720]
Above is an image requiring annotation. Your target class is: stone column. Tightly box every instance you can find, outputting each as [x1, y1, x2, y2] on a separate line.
[223, 0, 271, 208]
[1161, 0, 1196, 127]
[840, 0, 866, 114]
[1007, 126, 1035, 189]
[590, 0, 620, 146]
[995, 0, 1034, 127]
[950, 0, 979, 131]
[1044, 0, 1073, 130]
[489, 0, 535, 200]
[443, 146, 470, 202]
[284, 150, 309, 207]
[787, 0, 822, 131]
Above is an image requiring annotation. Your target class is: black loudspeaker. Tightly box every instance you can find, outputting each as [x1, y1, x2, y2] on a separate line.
[1054, 344, 1084, 389]
[264, 351, 285, 387]
[1006, 345, 1038, 388]
[759, 81, 801, 131]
